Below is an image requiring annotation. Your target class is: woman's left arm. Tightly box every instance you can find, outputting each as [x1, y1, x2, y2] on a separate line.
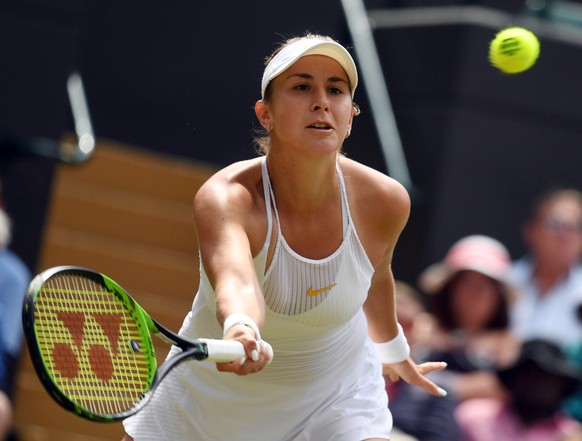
[361, 170, 409, 343]
[360, 172, 447, 397]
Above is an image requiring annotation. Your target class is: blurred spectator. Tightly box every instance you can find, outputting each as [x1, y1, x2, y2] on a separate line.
[392, 280, 427, 347]
[563, 340, 582, 423]
[415, 235, 520, 402]
[456, 339, 582, 441]
[386, 281, 461, 441]
[0, 391, 11, 441]
[0, 180, 31, 439]
[509, 188, 582, 346]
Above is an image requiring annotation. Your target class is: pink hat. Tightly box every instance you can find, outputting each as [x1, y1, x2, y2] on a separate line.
[418, 235, 512, 294]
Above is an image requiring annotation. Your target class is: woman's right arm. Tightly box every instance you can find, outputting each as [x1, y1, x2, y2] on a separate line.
[193, 169, 270, 374]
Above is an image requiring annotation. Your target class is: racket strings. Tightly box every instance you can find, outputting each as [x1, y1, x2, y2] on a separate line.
[34, 271, 153, 417]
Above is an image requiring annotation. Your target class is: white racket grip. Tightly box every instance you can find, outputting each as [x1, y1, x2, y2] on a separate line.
[200, 339, 274, 364]
[201, 339, 246, 362]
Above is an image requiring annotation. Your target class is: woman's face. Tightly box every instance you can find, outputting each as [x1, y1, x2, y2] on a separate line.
[450, 271, 502, 331]
[259, 54, 355, 156]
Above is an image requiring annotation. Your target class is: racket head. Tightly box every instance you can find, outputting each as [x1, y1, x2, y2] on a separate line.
[22, 266, 157, 421]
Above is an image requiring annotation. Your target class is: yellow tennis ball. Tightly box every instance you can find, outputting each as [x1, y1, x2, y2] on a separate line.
[489, 27, 540, 74]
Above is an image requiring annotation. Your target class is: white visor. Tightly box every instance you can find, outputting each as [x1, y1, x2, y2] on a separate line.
[261, 38, 358, 99]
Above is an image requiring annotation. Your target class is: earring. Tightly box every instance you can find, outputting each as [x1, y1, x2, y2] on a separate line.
[267, 124, 272, 132]
[345, 129, 351, 139]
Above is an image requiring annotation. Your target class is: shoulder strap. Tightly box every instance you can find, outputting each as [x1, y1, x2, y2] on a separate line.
[336, 161, 350, 235]
[261, 158, 276, 241]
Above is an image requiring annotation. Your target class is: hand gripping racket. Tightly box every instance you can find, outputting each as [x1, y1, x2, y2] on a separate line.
[22, 265, 272, 422]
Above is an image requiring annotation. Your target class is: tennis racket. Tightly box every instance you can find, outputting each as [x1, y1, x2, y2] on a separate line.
[22, 265, 271, 422]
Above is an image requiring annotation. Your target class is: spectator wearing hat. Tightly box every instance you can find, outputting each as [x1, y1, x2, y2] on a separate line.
[414, 235, 520, 402]
[456, 339, 582, 441]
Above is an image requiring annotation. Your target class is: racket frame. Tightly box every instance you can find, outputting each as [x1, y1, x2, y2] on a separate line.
[23, 265, 252, 422]
[22, 266, 158, 421]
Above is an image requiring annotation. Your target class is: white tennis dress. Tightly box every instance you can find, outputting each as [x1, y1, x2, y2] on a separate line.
[123, 158, 392, 440]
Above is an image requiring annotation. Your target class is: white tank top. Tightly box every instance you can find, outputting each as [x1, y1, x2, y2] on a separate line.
[191, 157, 377, 385]
[261, 158, 374, 327]
[123, 158, 391, 440]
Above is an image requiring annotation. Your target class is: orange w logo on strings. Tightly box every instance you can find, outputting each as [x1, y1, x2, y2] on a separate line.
[52, 311, 123, 382]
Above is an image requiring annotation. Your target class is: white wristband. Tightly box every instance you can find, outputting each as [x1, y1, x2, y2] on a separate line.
[373, 324, 410, 364]
[223, 313, 262, 341]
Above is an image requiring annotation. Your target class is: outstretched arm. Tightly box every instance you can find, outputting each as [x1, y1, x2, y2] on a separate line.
[193, 166, 270, 374]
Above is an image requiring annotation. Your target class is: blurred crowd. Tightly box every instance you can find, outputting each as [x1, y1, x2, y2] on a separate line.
[388, 187, 582, 441]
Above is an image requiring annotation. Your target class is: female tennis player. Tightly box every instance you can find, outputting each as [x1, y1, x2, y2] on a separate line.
[122, 33, 447, 441]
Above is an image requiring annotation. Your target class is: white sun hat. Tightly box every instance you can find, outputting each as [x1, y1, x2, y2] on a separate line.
[261, 38, 358, 99]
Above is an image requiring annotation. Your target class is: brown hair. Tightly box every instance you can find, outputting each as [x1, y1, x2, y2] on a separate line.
[427, 271, 510, 332]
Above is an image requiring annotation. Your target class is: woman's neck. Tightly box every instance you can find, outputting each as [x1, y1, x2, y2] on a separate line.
[265, 152, 340, 210]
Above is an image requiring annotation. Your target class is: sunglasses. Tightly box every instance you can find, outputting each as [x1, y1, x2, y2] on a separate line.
[542, 218, 582, 235]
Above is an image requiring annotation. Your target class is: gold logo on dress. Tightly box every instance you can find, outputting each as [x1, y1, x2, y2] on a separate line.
[307, 283, 337, 297]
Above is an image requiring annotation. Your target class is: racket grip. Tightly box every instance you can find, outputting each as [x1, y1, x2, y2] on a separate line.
[201, 339, 274, 363]
[201, 339, 245, 362]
